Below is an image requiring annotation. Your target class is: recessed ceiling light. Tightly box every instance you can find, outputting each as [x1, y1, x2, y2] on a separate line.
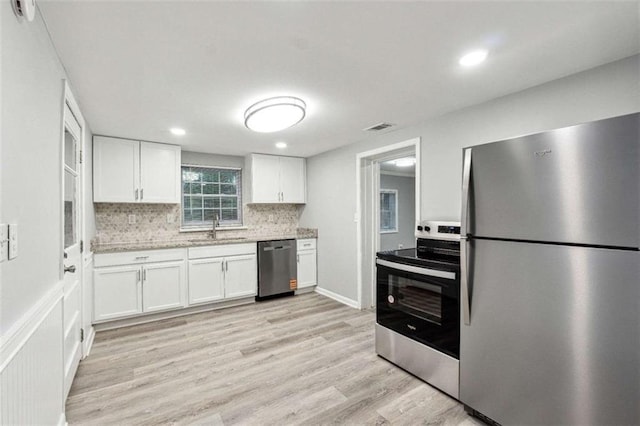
[275, 142, 287, 149]
[387, 157, 416, 167]
[244, 96, 306, 133]
[459, 49, 488, 67]
[170, 127, 186, 136]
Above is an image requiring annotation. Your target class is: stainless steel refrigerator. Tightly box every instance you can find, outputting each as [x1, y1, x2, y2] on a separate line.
[459, 113, 639, 425]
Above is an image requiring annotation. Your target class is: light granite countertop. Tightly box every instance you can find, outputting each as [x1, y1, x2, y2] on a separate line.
[92, 228, 318, 254]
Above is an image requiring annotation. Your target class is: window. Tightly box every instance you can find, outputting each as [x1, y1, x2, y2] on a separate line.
[380, 189, 398, 233]
[182, 165, 242, 228]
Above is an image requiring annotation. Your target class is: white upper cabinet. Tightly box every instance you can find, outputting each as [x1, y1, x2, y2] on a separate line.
[93, 136, 181, 203]
[93, 136, 140, 202]
[247, 154, 306, 204]
[139, 141, 181, 203]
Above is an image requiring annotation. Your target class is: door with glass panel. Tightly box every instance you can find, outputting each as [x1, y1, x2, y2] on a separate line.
[62, 103, 82, 398]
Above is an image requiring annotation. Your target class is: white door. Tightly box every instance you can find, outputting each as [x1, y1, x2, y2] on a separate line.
[297, 250, 317, 289]
[225, 255, 257, 299]
[142, 261, 185, 312]
[139, 142, 181, 203]
[93, 136, 140, 202]
[251, 154, 281, 203]
[188, 258, 225, 305]
[279, 156, 306, 203]
[62, 104, 83, 397]
[94, 265, 143, 321]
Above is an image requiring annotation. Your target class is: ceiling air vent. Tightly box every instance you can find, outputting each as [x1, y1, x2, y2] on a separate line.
[363, 122, 395, 132]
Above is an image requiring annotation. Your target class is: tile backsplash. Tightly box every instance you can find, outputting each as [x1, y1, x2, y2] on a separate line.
[94, 203, 305, 244]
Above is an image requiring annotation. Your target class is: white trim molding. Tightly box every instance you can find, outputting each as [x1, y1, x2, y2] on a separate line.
[0, 281, 64, 370]
[314, 287, 360, 309]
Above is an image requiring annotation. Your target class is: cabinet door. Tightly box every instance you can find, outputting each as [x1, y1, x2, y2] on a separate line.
[142, 261, 186, 312]
[139, 142, 181, 203]
[188, 258, 225, 305]
[93, 136, 140, 202]
[250, 154, 281, 203]
[225, 255, 257, 299]
[297, 249, 317, 288]
[94, 265, 142, 321]
[279, 156, 306, 203]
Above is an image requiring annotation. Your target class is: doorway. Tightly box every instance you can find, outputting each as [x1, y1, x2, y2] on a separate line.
[356, 138, 421, 310]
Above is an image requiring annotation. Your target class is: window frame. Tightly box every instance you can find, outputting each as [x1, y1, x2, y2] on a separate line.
[180, 164, 243, 230]
[380, 189, 398, 234]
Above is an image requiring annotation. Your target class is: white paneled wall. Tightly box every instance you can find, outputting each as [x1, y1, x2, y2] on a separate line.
[0, 292, 64, 425]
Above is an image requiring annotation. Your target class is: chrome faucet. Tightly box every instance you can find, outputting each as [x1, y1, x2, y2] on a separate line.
[209, 213, 219, 239]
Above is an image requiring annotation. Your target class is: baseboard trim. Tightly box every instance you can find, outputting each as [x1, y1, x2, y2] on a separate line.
[314, 287, 360, 309]
[83, 326, 96, 358]
[58, 412, 67, 426]
[0, 281, 64, 372]
[93, 297, 256, 332]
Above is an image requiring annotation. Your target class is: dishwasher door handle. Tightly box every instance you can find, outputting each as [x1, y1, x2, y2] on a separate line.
[263, 245, 291, 251]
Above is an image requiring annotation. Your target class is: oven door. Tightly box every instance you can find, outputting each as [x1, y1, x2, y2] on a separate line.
[376, 259, 460, 358]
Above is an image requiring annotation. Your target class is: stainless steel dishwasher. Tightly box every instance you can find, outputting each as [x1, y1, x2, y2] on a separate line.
[257, 239, 297, 299]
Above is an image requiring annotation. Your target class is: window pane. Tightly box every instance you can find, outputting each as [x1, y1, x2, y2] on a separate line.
[203, 169, 219, 183]
[221, 197, 237, 208]
[221, 184, 236, 195]
[190, 210, 203, 222]
[191, 197, 202, 209]
[204, 209, 217, 222]
[220, 170, 236, 184]
[203, 183, 219, 195]
[221, 209, 238, 221]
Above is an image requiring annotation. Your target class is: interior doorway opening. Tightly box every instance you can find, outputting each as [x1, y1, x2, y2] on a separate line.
[356, 138, 421, 310]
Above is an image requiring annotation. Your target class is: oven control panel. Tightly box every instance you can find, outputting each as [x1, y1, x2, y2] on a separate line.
[415, 220, 461, 241]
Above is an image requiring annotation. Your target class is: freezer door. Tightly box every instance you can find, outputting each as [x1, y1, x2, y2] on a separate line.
[466, 113, 639, 248]
[460, 239, 639, 425]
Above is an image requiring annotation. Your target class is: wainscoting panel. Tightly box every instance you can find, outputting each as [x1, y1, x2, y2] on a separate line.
[1, 288, 64, 425]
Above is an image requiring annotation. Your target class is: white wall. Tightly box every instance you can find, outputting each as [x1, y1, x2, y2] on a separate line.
[2, 2, 67, 333]
[379, 174, 415, 251]
[300, 55, 640, 303]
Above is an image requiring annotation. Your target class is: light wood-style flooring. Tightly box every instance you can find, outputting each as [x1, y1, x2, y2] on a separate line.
[67, 293, 482, 425]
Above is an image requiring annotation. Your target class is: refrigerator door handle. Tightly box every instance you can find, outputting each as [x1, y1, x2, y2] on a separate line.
[461, 148, 472, 237]
[460, 236, 471, 325]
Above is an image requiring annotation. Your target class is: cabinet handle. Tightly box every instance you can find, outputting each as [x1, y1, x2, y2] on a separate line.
[143, 269, 146, 282]
[135, 189, 139, 200]
[221, 261, 224, 272]
[297, 254, 299, 263]
[135, 256, 149, 260]
[140, 188, 144, 200]
[136, 270, 140, 282]
[225, 260, 228, 272]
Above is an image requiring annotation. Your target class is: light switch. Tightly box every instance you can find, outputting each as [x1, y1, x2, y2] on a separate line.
[128, 215, 136, 224]
[0, 224, 7, 262]
[166, 214, 174, 224]
[8, 224, 18, 260]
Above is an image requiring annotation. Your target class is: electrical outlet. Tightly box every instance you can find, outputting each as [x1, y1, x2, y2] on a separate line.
[0, 224, 7, 262]
[8, 224, 18, 260]
[268, 214, 274, 222]
[128, 215, 136, 224]
[166, 214, 174, 224]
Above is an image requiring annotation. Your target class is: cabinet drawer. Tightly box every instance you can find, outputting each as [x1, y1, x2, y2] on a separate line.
[188, 242, 257, 260]
[297, 239, 316, 251]
[94, 248, 186, 267]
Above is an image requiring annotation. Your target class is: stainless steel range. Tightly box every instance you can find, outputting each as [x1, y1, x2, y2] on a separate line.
[375, 220, 461, 398]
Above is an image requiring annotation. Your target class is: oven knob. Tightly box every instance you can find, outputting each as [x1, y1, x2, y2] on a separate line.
[417, 226, 423, 231]
[425, 226, 431, 232]
[387, 295, 395, 304]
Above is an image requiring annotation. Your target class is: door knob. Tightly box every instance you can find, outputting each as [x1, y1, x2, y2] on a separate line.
[64, 265, 76, 274]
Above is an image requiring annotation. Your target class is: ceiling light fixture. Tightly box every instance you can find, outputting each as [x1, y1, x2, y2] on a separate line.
[244, 96, 306, 133]
[275, 142, 287, 149]
[389, 157, 416, 167]
[170, 127, 186, 136]
[459, 49, 488, 67]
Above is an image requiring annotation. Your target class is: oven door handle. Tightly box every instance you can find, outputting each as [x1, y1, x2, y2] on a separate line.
[376, 259, 455, 280]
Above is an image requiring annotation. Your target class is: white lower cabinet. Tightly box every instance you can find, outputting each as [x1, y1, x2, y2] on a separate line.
[143, 261, 186, 312]
[94, 249, 186, 322]
[188, 257, 225, 305]
[225, 254, 258, 299]
[297, 239, 317, 289]
[94, 265, 143, 321]
[187, 244, 257, 305]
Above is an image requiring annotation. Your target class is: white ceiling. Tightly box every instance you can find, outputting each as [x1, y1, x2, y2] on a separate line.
[39, 1, 639, 158]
